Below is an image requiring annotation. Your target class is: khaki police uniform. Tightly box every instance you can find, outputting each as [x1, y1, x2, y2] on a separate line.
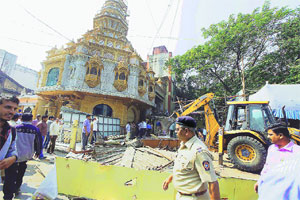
[173, 136, 217, 200]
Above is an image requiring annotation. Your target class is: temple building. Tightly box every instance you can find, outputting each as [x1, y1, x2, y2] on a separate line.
[35, 0, 156, 126]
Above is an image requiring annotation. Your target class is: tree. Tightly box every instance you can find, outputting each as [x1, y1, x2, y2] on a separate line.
[169, 2, 299, 99]
[245, 7, 300, 89]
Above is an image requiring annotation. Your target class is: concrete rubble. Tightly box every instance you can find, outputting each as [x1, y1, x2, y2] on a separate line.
[58, 137, 177, 172]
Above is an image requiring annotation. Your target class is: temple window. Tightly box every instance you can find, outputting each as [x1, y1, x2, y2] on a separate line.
[98, 69, 101, 77]
[119, 72, 125, 80]
[115, 73, 119, 80]
[149, 86, 153, 92]
[93, 104, 113, 117]
[90, 67, 97, 75]
[24, 107, 32, 113]
[139, 79, 144, 86]
[108, 41, 113, 48]
[46, 68, 59, 86]
[69, 68, 73, 76]
[111, 21, 115, 28]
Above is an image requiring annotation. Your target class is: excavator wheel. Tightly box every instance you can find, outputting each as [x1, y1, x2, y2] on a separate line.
[227, 136, 266, 172]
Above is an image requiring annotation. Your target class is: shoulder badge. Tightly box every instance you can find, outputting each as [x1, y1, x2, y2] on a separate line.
[202, 161, 210, 171]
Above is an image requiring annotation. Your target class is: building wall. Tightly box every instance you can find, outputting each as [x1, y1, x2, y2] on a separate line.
[0, 49, 38, 91]
[0, 49, 17, 76]
[0, 70, 24, 96]
[9, 64, 38, 90]
[149, 53, 169, 78]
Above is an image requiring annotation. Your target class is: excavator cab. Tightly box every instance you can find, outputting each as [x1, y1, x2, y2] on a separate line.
[225, 102, 276, 134]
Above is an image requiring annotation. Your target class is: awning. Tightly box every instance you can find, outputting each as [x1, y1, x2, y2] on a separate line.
[272, 109, 300, 120]
[249, 83, 300, 120]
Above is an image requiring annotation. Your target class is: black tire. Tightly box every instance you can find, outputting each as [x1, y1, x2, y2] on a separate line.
[227, 136, 267, 172]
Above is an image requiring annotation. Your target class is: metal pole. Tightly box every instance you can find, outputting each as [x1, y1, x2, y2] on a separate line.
[218, 127, 224, 166]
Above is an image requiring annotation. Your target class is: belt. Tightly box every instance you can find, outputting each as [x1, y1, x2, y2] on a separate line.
[179, 189, 207, 197]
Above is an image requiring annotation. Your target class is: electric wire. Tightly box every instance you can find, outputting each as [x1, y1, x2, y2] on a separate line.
[167, 0, 180, 48]
[147, 0, 174, 55]
[144, 0, 163, 44]
[0, 36, 53, 47]
[19, 4, 72, 42]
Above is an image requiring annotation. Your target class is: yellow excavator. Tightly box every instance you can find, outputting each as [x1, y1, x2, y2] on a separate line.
[174, 93, 300, 172]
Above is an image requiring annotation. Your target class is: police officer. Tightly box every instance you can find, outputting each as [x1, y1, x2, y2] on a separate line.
[162, 116, 220, 200]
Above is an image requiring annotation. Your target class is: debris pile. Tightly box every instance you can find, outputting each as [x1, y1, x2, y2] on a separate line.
[94, 146, 127, 165]
[63, 142, 176, 172]
[117, 146, 176, 172]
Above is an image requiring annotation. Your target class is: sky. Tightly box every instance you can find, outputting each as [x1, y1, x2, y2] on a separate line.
[0, 0, 299, 71]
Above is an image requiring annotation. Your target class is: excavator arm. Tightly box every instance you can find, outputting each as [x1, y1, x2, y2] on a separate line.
[179, 93, 215, 116]
[175, 93, 220, 149]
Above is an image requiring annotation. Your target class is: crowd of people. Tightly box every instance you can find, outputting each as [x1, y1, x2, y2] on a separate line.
[125, 120, 152, 140]
[0, 96, 64, 199]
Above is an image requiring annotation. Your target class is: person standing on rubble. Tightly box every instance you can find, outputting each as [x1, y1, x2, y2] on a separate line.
[254, 123, 300, 199]
[0, 96, 19, 200]
[162, 116, 220, 200]
[82, 115, 91, 150]
[4, 113, 42, 199]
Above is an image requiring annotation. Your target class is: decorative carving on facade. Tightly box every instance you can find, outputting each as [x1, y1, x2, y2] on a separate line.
[113, 59, 129, 92]
[147, 66, 155, 100]
[138, 70, 147, 97]
[148, 84, 155, 101]
[85, 55, 104, 88]
[65, 101, 80, 110]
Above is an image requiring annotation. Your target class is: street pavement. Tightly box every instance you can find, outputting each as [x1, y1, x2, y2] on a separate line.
[0, 152, 68, 200]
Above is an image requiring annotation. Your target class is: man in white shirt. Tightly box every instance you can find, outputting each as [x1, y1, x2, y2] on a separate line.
[47, 118, 60, 154]
[126, 122, 131, 141]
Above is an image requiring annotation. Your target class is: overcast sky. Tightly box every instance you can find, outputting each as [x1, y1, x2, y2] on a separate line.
[0, 0, 298, 71]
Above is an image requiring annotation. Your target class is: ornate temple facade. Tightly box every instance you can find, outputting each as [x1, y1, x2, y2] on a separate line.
[35, 0, 155, 125]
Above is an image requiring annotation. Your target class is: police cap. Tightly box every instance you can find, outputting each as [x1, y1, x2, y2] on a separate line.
[176, 116, 196, 128]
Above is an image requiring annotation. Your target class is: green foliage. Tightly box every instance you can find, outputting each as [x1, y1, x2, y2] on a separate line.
[169, 1, 300, 100]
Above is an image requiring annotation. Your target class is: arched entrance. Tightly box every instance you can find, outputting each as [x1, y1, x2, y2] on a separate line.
[24, 107, 32, 113]
[93, 104, 113, 117]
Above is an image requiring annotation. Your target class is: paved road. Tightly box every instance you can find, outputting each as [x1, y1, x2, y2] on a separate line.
[0, 152, 68, 200]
